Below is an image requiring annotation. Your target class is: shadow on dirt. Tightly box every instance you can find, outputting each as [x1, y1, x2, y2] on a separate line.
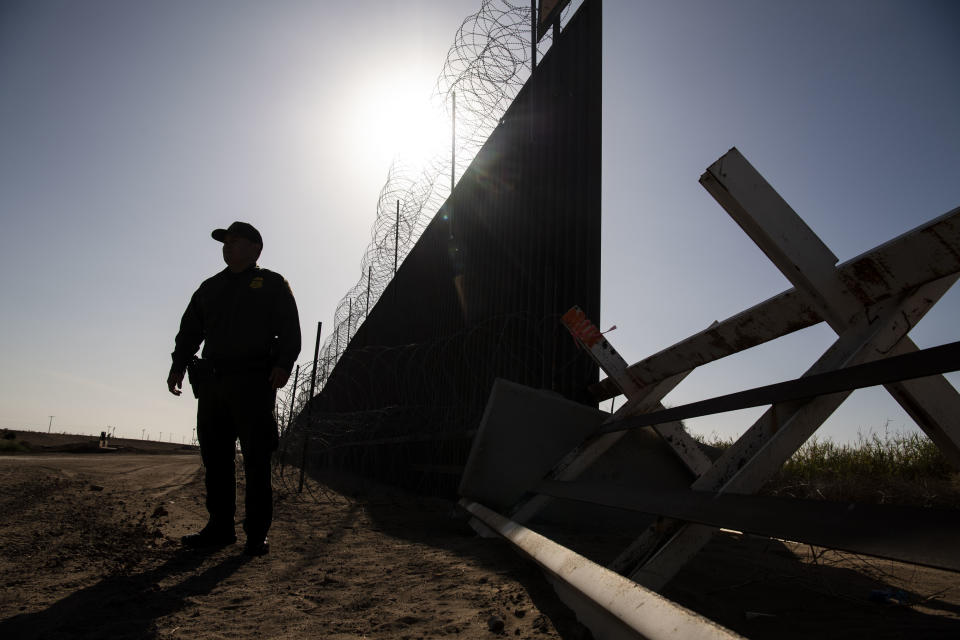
[0, 548, 249, 640]
[663, 532, 960, 640]
[281, 465, 594, 639]
[287, 464, 960, 640]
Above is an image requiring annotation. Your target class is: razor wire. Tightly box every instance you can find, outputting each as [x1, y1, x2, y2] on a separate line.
[279, 1, 582, 428]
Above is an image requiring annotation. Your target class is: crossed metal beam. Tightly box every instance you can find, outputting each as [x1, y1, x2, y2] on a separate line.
[511, 148, 960, 590]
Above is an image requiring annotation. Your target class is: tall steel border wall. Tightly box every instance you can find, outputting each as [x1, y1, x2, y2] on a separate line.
[301, 0, 601, 494]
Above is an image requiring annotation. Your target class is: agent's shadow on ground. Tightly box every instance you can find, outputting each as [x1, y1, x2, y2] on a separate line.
[0, 548, 249, 640]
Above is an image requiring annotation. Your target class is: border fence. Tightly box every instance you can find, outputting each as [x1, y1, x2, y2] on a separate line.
[282, 0, 601, 496]
[277, 0, 579, 418]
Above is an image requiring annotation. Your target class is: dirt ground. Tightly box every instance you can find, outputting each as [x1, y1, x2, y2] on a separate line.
[1, 433, 959, 639]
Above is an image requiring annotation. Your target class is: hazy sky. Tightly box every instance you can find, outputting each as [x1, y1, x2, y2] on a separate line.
[1, 0, 957, 445]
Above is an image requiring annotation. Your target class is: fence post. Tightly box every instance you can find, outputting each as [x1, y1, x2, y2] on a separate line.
[300, 321, 322, 494]
[278, 364, 300, 479]
[451, 90, 456, 193]
[285, 364, 299, 437]
[347, 299, 352, 345]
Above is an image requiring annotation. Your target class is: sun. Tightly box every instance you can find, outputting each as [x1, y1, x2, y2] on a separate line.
[357, 79, 451, 170]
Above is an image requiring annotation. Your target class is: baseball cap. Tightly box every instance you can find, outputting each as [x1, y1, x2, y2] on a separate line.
[211, 221, 263, 245]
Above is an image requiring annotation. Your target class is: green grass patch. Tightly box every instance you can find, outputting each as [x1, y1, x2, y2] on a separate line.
[782, 430, 952, 481]
[695, 429, 959, 507]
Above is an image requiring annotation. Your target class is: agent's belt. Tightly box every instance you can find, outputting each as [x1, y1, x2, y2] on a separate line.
[204, 359, 271, 376]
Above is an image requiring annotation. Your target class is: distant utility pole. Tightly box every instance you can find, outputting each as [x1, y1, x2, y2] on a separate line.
[48, 416, 54, 433]
[141, 428, 146, 440]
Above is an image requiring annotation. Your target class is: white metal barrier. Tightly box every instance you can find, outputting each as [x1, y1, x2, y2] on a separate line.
[461, 499, 745, 640]
[461, 147, 960, 638]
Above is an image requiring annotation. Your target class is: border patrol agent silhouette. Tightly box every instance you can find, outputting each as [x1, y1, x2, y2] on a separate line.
[167, 221, 301, 556]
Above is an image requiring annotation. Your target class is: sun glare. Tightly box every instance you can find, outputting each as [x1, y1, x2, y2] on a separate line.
[358, 80, 451, 170]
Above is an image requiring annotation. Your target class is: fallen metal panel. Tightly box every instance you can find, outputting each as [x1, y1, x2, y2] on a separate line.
[509, 370, 693, 525]
[458, 378, 607, 512]
[597, 340, 960, 435]
[537, 480, 960, 572]
[461, 379, 697, 533]
[460, 499, 745, 640]
[590, 205, 960, 401]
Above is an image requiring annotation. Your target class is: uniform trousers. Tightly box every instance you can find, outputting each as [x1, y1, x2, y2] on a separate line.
[196, 369, 278, 541]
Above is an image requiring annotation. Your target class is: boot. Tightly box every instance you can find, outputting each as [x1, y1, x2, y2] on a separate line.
[181, 523, 236, 548]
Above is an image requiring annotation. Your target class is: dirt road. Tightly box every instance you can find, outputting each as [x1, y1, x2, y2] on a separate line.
[1, 452, 958, 639]
[0, 453, 586, 640]
[0, 454, 202, 496]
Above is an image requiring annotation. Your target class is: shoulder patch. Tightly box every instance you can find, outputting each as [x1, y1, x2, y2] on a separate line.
[249, 276, 264, 289]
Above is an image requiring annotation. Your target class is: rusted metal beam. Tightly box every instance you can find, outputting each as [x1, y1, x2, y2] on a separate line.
[616, 148, 960, 589]
[622, 253, 956, 591]
[702, 148, 960, 468]
[596, 339, 960, 436]
[589, 204, 960, 401]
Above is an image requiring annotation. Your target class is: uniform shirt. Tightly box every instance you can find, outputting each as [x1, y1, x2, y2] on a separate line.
[172, 264, 301, 373]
